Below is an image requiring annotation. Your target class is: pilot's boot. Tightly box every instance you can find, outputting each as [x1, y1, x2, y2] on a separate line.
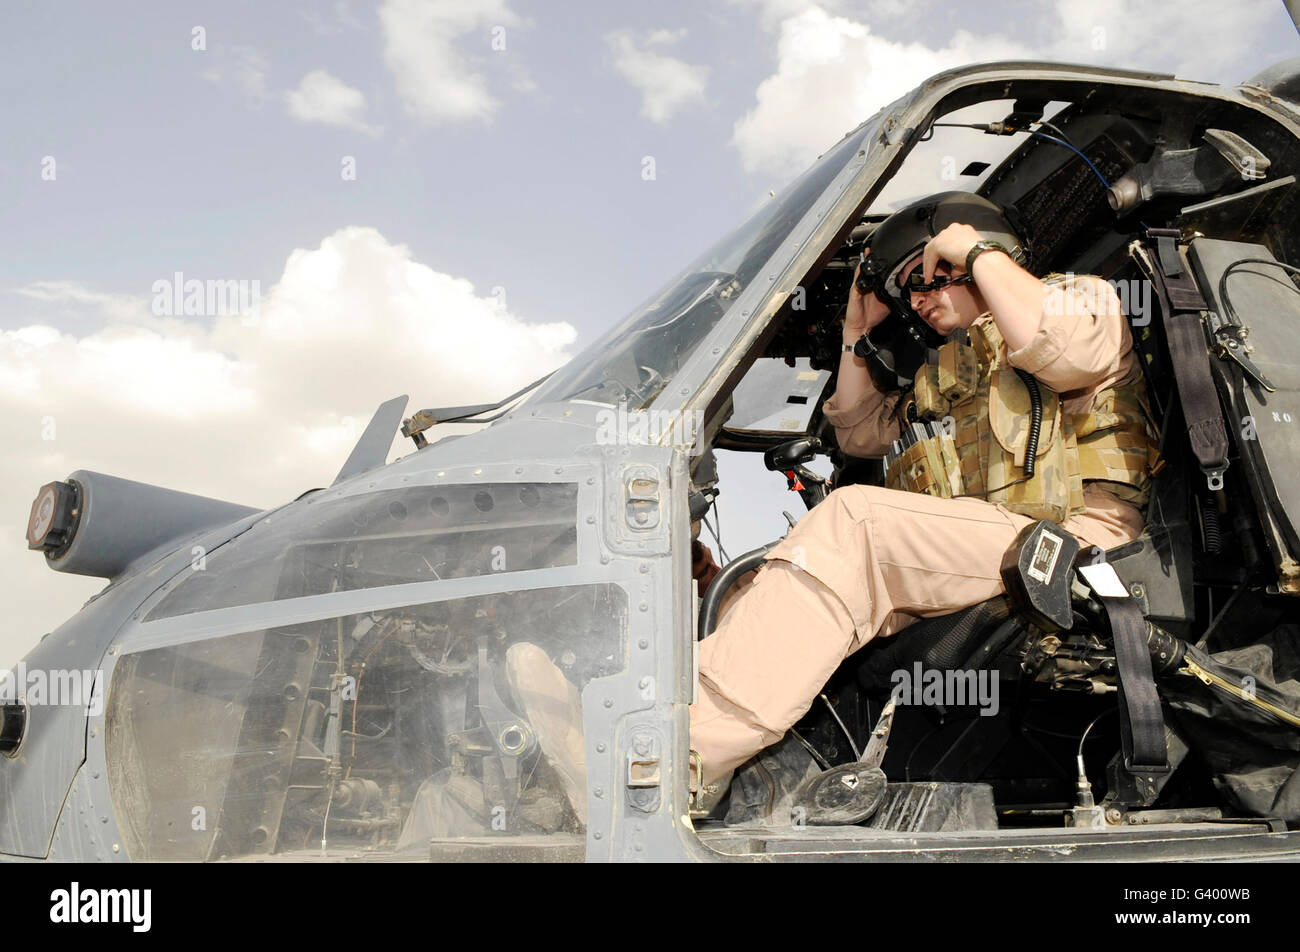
[505, 642, 587, 825]
[722, 733, 822, 827]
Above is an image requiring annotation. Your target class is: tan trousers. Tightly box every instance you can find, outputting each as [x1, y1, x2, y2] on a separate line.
[689, 483, 1143, 784]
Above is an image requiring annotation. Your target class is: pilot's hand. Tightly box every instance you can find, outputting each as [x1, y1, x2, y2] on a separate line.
[693, 541, 759, 624]
[845, 248, 891, 343]
[922, 223, 983, 282]
[691, 540, 722, 598]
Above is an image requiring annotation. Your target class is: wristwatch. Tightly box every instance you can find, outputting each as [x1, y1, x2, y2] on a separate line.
[965, 239, 1010, 277]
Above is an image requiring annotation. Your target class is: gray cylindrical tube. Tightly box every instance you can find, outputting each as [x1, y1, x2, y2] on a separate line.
[1106, 175, 1141, 213]
[45, 470, 259, 579]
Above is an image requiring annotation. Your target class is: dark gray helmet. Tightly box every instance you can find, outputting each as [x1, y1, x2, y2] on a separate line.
[849, 191, 1030, 392]
[857, 191, 1028, 299]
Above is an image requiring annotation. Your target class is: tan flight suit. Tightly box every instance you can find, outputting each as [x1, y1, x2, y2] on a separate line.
[690, 274, 1152, 784]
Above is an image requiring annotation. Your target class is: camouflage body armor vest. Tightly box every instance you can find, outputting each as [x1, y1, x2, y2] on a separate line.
[884, 314, 1159, 523]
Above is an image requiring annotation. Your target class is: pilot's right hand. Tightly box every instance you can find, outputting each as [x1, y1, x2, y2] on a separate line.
[691, 540, 722, 598]
[844, 249, 891, 343]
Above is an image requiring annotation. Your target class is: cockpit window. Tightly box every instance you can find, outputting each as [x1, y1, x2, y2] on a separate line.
[868, 100, 1073, 213]
[145, 483, 579, 621]
[528, 121, 877, 410]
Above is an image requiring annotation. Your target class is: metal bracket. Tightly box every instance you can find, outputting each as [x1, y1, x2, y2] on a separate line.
[624, 469, 661, 530]
[445, 637, 536, 826]
[626, 732, 662, 814]
[400, 410, 439, 449]
[859, 696, 896, 769]
[1207, 310, 1277, 391]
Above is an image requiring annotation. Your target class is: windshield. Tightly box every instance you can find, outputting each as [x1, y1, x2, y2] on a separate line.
[109, 583, 626, 861]
[145, 482, 579, 621]
[529, 122, 875, 409]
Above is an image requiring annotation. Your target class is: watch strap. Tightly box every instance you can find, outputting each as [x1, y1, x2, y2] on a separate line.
[965, 239, 1009, 276]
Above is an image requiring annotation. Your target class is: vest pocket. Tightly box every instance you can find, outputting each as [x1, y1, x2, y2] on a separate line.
[987, 369, 1073, 522]
[988, 369, 1060, 466]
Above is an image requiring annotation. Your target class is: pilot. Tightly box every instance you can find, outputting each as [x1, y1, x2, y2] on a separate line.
[689, 191, 1160, 795]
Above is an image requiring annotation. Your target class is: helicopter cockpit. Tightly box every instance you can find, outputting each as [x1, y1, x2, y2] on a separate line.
[682, 79, 1300, 845]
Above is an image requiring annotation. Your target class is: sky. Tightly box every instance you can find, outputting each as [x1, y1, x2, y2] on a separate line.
[2, 0, 1297, 667]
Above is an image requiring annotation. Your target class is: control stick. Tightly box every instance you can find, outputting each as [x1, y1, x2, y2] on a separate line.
[763, 437, 829, 509]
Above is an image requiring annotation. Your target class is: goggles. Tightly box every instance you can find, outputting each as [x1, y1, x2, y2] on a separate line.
[898, 263, 974, 295]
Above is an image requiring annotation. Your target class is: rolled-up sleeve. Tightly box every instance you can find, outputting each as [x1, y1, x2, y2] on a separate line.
[1006, 275, 1129, 393]
[822, 382, 901, 457]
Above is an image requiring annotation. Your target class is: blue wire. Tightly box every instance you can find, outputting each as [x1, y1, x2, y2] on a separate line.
[1026, 128, 1150, 231]
[931, 121, 1153, 233]
[1026, 130, 1112, 190]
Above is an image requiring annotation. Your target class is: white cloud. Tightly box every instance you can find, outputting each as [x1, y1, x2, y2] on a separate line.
[727, 0, 844, 32]
[1041, 0, 1282, 82]
[732, 7, 1029, 180]
[379, 0, 526, 124]
[730, 0, 1287, 183]
[12, 281, 147, 323]
[607, 28, 709, 124]
[285, 69, 379, 135]
[1, 227, 577, 667]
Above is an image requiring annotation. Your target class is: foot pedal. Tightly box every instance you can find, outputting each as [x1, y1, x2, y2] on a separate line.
[792, 764, 888, 825]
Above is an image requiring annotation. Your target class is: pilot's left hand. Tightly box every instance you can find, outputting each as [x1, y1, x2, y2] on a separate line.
[922, 222, 984, 282]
